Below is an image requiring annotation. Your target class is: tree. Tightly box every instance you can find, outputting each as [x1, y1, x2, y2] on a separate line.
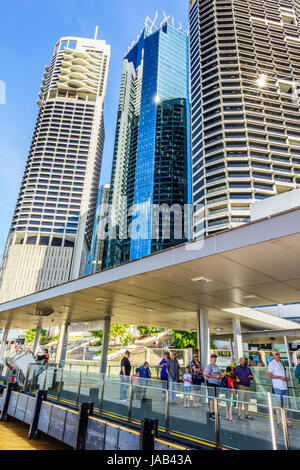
[90, 324, 133, 346]
[137, 326, 158, 337]
[25, 329, 47, 344]
[170, 330, 197, 349]
[171, 330, 216, 350]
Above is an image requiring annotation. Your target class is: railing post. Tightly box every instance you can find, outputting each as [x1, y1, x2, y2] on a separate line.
[267, 392, 277, 450]
[76, 372, 82, 407]
[57, 370, 64, 401]
[165, 389, 169, 432]
[128, 383, 133, 422]
[214, 396, 220, 450]
[43, 367, 48, 391]
[281, 407, 290, 450]
[30, 370, 36, 393]
[24, 363, 32, 392]
[99, 377, 105, 412]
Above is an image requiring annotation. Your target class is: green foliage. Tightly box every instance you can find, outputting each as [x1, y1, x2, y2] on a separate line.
[40, 335, 58, 345]
[25, 329, 47, 344]
[171, 330, 215, 350]
[137, 326, 158, 337]
[171, 330, 197, 349]
[90, 324, 133, 346]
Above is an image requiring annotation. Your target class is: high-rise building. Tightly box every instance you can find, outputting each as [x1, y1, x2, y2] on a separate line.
[103, 16, 191, 268]
[189, 0, 300, 239]
[87, 184, 110, 274]
[0, 35, 110, 303]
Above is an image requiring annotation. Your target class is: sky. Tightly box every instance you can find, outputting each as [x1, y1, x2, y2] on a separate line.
[0, 0, 189, 257]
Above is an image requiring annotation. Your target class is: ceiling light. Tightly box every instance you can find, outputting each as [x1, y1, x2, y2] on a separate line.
[256, 74, 267, 88]
[215, 328, 224, 331]
[191, 276, 213, 283]
[243, 295, 258, 299]
[96, 297, 109, 302]
[144, 307, 156, 312]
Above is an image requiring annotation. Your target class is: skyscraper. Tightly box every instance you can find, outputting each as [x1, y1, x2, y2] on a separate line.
[189, 0, 300, 239]
[0, 34, 110, 303]
[103, 15, 191, 268]
[87, 184, 110, 274]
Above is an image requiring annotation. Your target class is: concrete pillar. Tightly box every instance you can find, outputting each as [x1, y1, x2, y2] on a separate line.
[229, 338, 235, 362]
[188, 348, 193, 366]
[55, 322, 70, 365]
[0, 329, 9, 361]
[32, 327, 42, 355]
[99, 315, 111, 374]
[233, 318, 243, 362]
[145, 348, 150, 363]
[196, 310, 210, 368]
[183, 349, 189, 366]
[283, 335, 292, 368]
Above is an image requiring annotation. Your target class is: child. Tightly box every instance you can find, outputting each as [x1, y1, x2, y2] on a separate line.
[222, 366, 237, 422]
[183, 366, 193, 407]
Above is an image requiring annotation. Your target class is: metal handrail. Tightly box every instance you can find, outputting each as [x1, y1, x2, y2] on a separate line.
[267, 392, 277, 451]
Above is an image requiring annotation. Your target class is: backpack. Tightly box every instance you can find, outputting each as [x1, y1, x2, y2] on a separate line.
[221, 375, 229, 389]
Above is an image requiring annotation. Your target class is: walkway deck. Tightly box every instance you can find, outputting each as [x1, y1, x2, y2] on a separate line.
[0, 419, 69, 450]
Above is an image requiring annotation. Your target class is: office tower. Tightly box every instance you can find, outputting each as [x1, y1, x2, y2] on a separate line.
[87, 184, 110, 274]
[189, 0, 300, 238]
[0, 35, 110, 303]
[103, 15, 191, 268]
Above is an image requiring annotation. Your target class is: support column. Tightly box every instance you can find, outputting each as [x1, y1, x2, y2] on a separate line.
[283, 335, 292, 368]
[0, 329, 9, 362]
[232, 318, 243, 362]
[196, 310, 210, 367]
[32, 327, 42, 355]
[55, 322, 70, 365]
[229, 338, 235, 362]
[99, 315, 111, 375]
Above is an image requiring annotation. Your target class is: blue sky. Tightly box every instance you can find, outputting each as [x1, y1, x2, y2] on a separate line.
[0, 0, 188, 256]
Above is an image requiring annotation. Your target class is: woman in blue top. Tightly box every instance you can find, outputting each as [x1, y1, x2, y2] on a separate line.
[295, 362, 300, 391]
[159, 352, 170, 398]
[139, 362, 151, 399]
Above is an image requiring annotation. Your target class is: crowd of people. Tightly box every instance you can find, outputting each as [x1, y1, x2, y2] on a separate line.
[119, 349, 299, 428]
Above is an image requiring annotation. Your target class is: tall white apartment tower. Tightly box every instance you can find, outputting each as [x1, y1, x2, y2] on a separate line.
[189, 0, 300, 238]
[0, 35, 110, 303]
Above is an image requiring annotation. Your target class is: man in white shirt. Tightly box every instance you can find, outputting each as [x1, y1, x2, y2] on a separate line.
[268, 351, 294, 429]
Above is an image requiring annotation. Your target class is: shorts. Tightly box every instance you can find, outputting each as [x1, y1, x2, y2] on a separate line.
[160, 376, 168, 381]
[237, 385, 251, 403]
[184, 386, 192, 394]
[274, 388, 288, 404]
[225, 390, 235, 406]
[207, 383, 219, 398]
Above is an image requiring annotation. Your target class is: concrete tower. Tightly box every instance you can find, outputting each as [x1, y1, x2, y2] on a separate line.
[0, 34, 110, 303]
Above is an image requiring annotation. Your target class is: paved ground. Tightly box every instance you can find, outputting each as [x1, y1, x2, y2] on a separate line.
[0, 418, 69, 450]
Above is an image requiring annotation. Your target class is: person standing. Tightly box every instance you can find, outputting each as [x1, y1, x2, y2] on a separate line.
[120, 350, 131, 402]
[234, 357, 254, 420]
[154, 335, 159, 349]
[248, 355, 257, 367]
[205, 353, 223, 420]
[139, 361, 151, 399]
[258, 355, 265, 367]
[166, 351, 180, 404]
[183, 366, 192, 407]
[222, 366, 237, 423]
[190, 353, 203, 407]
[295, 361, 300, 392]
[268, 350, 295, 429]
[159, 352, 170, 397]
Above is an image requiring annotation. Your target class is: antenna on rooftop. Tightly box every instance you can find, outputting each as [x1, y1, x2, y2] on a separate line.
[94, 25, 99, 40]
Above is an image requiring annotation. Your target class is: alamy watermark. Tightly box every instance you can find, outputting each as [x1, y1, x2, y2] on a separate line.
[0, 81, 6, 104]
[97, 200, 205, 252]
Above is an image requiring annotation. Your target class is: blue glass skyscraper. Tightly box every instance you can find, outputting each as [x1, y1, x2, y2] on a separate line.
[103, 17, 191, 268]
[130, 21, 191, 261]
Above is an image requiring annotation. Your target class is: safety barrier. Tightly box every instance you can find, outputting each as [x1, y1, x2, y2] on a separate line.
[0, 385, 189, 450]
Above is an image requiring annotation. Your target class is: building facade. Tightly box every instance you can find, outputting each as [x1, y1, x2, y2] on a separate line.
[0, 35, 110, 303]
[87, 184, 110, 274]
[189, 0, 300, 238]
[103, 17, 191, 268]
